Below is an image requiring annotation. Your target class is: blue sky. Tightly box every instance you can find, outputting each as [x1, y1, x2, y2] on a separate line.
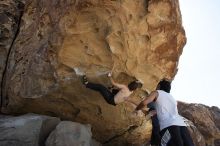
[171, 0, 220, 107]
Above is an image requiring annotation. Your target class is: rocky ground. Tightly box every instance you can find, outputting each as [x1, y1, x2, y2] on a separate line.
[0, 113, 101, 146]
[0, 102, 219, 146]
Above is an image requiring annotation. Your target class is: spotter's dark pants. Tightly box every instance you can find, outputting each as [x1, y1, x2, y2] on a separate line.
[160, 126, 194, 146]
[148, 102, 161, 146]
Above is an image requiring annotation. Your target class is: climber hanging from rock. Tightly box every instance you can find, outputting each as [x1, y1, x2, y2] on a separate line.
[82, 72, 143, 106]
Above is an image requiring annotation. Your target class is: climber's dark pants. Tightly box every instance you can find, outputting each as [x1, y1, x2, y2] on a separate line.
[86, 82, 117, 105]
[160, 126, 194, 146]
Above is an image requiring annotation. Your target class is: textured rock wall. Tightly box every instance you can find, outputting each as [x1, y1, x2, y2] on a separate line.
[0, 0, 24, 107]
[0, 0, 186, 145]
[178, 102, 220, 146]
[182, 117, 206, 146]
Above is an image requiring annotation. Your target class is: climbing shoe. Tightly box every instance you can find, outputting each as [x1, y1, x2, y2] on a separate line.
[82, 75, 88, 85]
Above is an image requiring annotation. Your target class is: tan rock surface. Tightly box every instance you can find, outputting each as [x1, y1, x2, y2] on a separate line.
[1, 0, 186, 145]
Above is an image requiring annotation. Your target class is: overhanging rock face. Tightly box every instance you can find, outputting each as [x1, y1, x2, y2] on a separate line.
[1, 0, 186, 145]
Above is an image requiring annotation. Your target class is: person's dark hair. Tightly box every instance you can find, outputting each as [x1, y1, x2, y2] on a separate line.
[128, 81, 142, 91]
[158, 80, 171, 93]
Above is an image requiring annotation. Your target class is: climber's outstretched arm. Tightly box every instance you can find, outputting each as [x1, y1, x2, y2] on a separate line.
[109, 76, 127, 89]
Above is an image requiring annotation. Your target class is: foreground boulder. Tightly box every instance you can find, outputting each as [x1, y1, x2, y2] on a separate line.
[46, 121, 101, 146]
[0, 113, 60, 146]
[1, 0, 186, 145]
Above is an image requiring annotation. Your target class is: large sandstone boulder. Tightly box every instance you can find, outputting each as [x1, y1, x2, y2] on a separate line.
[0, 113, 60, 146]
[178, 102, 220, 146]
[46, 121, 101, 146]
[1, 0, 186, 145]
